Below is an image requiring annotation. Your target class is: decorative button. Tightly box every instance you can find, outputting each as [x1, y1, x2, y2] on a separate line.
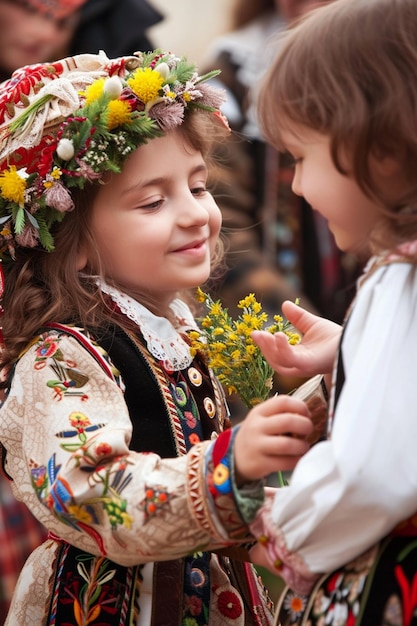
[204, 397, 216, 418]
[188, 367, 202, 386]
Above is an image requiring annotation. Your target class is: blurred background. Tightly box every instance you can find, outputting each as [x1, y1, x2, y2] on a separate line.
[149, 0, 234, 64]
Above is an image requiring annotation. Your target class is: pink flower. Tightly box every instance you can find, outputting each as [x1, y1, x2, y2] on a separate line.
[197, 83, 226, 109]
[148, 101, 184, 131]
[45, 182, 74, 212]
[15, 224, 40, 248]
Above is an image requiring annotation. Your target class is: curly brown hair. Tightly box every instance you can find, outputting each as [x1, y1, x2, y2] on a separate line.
[0, 112, 229, 374]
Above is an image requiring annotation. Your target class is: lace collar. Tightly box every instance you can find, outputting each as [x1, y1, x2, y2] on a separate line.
[99, 281, 198, 371]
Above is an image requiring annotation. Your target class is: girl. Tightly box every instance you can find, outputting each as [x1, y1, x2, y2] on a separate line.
[246, 0, 417, 623]
[0, 50, 313, 624]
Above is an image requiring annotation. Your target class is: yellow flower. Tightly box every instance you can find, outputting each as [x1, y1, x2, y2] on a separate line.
[50, 167, 62, 180]
[84, 78, 106, 104]
[0, 226, 12, 238]
[127, 67, 164, 103]
[196, 287, 206, 303]
[238, 293, 257, 309]
[0, 166, 26, 205]
[106, 99, 132, 130]
[194, 288, 300, 409]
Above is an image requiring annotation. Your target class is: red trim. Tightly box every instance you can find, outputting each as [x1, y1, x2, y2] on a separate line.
[45, 323, 115, 381]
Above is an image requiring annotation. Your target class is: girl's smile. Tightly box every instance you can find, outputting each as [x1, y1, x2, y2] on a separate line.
[83, 130, 222, 309]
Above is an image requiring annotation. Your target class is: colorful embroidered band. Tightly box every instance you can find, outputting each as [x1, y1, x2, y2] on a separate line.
[0, 50, 227, 260]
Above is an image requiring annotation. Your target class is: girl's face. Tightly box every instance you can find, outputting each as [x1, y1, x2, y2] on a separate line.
[0, 2, 80, 73]
[281, 124, 380, 257]
[85, 130, 222, 310]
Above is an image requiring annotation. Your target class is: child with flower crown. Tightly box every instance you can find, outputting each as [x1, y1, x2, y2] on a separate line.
[0, 49, 315, 625]
[239, 0, 417, 623]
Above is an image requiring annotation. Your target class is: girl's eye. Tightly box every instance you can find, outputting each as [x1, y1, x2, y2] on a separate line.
[141, 199, 163, 210]
[191, 186, 207, 197]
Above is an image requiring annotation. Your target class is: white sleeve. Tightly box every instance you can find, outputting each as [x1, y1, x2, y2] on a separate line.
[251, 261, 417, 581]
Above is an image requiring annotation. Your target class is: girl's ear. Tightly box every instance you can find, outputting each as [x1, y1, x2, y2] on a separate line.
[372, 152, 402, 177]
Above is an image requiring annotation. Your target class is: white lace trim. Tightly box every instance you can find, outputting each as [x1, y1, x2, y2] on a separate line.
[99, 281, 198, 370]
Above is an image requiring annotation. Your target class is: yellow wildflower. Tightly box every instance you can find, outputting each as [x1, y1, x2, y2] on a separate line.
[106, 99, 132, 130]
[238, 293, 256, 309]
[192, 288, 300, 409]
[84, 78, 106, 105]
[0, 226, 12, 238]
[127, 67, 164, 103]
[0, 166, 26, 205]
[50, 167, 62, 180]
[196, 287, 206, 303]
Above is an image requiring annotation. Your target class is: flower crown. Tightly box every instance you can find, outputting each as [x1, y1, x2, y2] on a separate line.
[0, 49, 227, 260]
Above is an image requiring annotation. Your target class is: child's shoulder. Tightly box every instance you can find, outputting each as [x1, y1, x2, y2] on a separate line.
[20, 324, 120, 384]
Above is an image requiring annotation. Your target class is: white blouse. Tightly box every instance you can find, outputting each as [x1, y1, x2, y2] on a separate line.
[252, 258, 417, 588]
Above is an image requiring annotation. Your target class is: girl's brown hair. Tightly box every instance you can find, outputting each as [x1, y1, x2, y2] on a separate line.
[0, 111, 229, 372]
[258, 0, 417, 251]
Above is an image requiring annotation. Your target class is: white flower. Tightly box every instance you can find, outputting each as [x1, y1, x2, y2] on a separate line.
[56, 138, 75, 161]
[17, 168, 29, 179]
[104, 76, 123, 99]
[155, 62, 170, 79]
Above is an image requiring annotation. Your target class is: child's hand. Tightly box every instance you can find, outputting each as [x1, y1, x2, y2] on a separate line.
[252, 300, 342, 378]
[234, 394, 313, 486]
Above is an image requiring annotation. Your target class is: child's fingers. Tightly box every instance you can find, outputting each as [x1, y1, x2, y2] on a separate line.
[251, 331, 304, 375]
[258, 394, 311, 418]
[281, 300, 317, 331]
[260, 432, 311, 458]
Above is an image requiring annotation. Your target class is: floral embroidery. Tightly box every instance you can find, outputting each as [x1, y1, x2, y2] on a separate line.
[34, 332, 90, 401]
[184, 593, 203, 616]
[56, 411, 107, 462]
[52, 545, 138, 626]
[139, 484, 173, 522]
[283, 591, 307, 620]
[29, 411, 135, 552]
[188, 433, 201, 445]
[217, 590, 243, 619]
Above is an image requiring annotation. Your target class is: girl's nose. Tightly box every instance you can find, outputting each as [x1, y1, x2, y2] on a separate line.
[291, 168, 303, 197]
[178, 193, 209, 226]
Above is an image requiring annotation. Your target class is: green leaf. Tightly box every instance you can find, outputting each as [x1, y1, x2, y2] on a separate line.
[14, 206, 25, 234]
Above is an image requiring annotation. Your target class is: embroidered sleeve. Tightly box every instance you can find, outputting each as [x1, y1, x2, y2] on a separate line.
[201, 428, 265, 532]
[0, 331, 257, 566]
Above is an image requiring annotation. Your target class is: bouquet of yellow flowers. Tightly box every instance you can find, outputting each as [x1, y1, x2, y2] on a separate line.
[189, 288, 300, 409]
